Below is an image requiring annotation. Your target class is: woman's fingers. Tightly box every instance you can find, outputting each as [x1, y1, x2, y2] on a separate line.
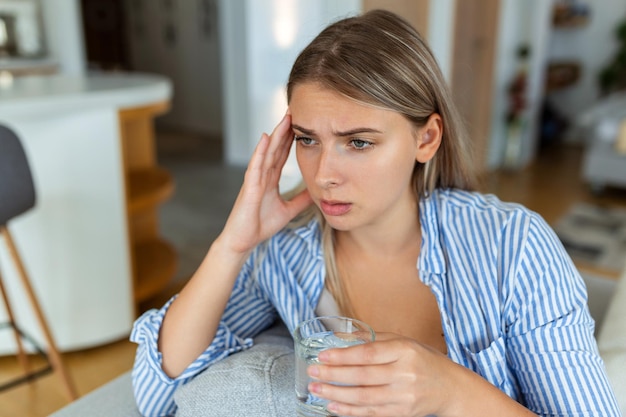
[309, 383, 407, 417]
[317, 336, 405, 366]
[244, 112, 293, 191]
[247, 133, 270, 177]
[222, 112, 303, 251]
[309, 362, 395, 387]
[262, 113, 293, 173]
[305, 335, 454, 417]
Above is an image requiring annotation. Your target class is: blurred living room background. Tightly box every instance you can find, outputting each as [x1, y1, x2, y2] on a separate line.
[1, 0, 625, 416]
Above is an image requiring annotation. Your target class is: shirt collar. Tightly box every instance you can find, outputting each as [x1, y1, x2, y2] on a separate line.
[418, 190, 447, 276]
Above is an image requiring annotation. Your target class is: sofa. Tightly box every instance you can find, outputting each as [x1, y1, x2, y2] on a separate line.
[51, 270, 626, 417]
[596, 266, 626, 413]
[49, 321, 296, 417]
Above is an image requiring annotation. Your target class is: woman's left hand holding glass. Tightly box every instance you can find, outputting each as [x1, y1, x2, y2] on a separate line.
[306, 333, 536, 417]
[306, 333, 455, 417]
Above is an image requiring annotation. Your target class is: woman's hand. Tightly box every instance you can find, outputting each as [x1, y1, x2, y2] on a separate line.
[219, 112, 312, 255]
[158, 113, 311, 377]
[306, 333, 455, 417]
[306, 333, 536, 417]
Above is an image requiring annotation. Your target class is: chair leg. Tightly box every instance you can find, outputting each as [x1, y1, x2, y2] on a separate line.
[0, 268, 32, 376]
[1, 226, 78, 400]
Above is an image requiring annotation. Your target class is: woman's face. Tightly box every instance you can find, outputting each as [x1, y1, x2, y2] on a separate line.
[290, 82, 437, 233]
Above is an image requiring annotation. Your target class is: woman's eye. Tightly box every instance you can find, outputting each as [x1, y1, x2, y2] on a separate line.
[295, 135, 316, 146]
[350, 139, 372, 150]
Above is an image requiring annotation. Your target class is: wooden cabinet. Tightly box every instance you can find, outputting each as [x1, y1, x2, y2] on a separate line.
[118, 102, 177, 310]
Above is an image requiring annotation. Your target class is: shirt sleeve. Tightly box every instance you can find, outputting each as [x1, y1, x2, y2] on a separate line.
[128, 255, 278, 417]
[505, 215, 622, 416]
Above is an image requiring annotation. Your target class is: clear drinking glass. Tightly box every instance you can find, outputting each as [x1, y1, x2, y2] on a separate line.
[293, 316, 375, 417]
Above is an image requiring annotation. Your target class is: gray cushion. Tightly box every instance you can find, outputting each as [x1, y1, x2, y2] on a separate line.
[174, 321, 296, 417]
[49, 322, 295, 417]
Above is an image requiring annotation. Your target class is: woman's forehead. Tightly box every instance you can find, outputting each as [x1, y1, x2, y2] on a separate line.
[290, 83, 414, 133]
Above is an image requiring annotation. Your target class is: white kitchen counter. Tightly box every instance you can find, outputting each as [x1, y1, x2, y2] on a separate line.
[0, 72, 171, 115]
[0, 72, 172, 353]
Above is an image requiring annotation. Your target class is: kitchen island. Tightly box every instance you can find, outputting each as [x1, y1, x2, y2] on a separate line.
[0, 72, 175, 353]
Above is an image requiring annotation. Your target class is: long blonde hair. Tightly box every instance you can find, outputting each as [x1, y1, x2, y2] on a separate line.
[285, 10, 477, 316]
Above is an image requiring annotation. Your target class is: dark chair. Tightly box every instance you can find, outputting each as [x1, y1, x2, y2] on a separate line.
[0, 124, 77, 400]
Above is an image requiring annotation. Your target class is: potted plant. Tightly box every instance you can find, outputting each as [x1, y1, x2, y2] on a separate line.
[599, 17, 626, 95]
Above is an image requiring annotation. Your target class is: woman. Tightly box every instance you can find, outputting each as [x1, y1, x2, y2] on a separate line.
[131, 10, 621, 417]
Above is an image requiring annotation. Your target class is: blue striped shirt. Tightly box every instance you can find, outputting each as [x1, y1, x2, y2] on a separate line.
[130, 189, 621, 416]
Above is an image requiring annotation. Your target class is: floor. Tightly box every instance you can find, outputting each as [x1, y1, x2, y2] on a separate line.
[1, 131, 625, 417]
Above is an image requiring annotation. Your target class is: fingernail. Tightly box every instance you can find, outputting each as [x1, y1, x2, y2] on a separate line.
[309, 382, 321, 394]
[308, 365, 319, 377]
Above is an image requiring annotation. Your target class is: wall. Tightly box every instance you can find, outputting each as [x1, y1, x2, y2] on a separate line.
[219, 0, 455, 178]
[407, 0, 552, 171]
[426, 0, 455, 83]
[547, 0, 626, 141]
[446, 0, 626, 170]
[39, 0, 86, 75]
[0, 0, 45, 56]
[35, 0, 626, 170]
[123, 0, 223, 136]
[219, 0, 361, 190]
[487, 0, 552, 170]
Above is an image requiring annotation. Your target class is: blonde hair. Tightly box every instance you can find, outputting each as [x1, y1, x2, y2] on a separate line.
[286, 10, 477, 316]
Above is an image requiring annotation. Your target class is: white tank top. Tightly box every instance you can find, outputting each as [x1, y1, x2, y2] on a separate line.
[315, 287, 342, 317]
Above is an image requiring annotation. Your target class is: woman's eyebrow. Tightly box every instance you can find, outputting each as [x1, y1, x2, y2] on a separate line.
[291, 124, 382, 137]
[291, 124, 314, 135]
[334, 127, 382, 137]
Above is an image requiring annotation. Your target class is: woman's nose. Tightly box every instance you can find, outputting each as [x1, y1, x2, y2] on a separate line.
[314, 148, 342, 189]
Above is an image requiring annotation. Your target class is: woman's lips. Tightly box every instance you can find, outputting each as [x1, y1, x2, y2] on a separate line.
[320, 200, 352, 216]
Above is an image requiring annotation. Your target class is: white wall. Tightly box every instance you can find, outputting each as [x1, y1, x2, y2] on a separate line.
[487, 0, 552, 170]
[429, 0, 626, 170]
[413, 0, 553, 170]
[219, 0, 360, 187]
[39, 0, 86, 75]
[219, 0, 457, 181]
[547, 0, 626, 140]
[36, 0, 626, 170]
[426, 0, 455, 83]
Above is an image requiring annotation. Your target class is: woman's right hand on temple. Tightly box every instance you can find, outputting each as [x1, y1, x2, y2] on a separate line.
[157, 112, 311, 378]
[219, 112, 312, 255]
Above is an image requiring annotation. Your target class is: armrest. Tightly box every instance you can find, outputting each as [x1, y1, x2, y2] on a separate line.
[597, 265, 626, 415]
[597, 267, 626, 352]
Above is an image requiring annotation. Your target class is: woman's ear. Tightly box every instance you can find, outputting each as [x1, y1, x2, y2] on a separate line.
[415, 113, 443, 163]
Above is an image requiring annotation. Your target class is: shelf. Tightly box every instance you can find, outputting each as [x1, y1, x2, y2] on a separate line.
[552, 3, 591, 28]
[553, 15, 590, 28]
[127, 167, 175, 214]
[133, 239, 177, 303]
[546, 61, 582, 92]
[117, 101, 176, 314]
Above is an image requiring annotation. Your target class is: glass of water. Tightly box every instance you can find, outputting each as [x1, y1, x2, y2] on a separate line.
[293, 316, 375, 417]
